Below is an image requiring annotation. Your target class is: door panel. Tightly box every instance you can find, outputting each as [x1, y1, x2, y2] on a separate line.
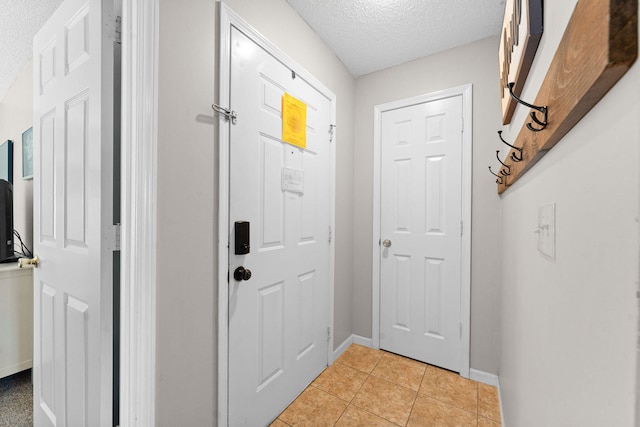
[33, 0, 114, 425]
[228, 27, 332, 426]
[379, 95, 463, 372]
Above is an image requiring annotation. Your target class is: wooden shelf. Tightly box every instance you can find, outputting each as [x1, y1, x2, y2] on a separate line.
[498, 0, 637, 194]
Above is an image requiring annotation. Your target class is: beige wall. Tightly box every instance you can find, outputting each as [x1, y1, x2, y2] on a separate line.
[155, 0, 355, 424]
[353, 36, 503, 374]
[498, 1, 639, 425]
[0, 60, 34, 255]
[156, 0, 217, 425]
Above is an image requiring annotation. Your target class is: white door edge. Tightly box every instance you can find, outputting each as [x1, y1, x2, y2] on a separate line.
[218, 4, 337, 426]
[120, 0, 159, 425]
[372, 85, 472, 378]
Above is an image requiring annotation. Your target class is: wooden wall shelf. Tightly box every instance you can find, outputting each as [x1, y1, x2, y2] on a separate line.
[497, 0, 637, 194]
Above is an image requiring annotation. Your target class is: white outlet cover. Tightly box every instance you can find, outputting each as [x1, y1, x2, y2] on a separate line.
[537, 203, 555, 259]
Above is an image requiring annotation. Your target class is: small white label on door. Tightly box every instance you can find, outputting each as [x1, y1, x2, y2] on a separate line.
[282, 168, 304, 194]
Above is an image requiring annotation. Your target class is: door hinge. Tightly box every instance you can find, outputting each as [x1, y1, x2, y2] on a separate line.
[115, 16, 122, 45]
[460, 220, 463, 237]
[115, 223, 121, 250]
[106, 223, 121, 251]
[461, 117, 464, 133]
[328, 226, 332, 243]
[327, 327, 331, 343]
[211, 104, 237, 124]
[329, 124, 336, 143]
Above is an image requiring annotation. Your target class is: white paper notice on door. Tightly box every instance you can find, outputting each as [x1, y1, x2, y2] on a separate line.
[282, 168, 304, 194]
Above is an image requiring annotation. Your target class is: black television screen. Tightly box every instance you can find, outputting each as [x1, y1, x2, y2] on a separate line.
[0, 179, 14, 262]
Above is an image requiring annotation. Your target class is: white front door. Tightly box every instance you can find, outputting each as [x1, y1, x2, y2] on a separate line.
[33, 0, 115, 425]
[227, 26, 333, 426]
[379, 94, 464, 372]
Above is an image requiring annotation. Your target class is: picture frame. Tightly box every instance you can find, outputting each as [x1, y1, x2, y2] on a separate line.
[498, 0, 544, 125]
[0, 140, 13, 184]
[22, 127, 33, 180]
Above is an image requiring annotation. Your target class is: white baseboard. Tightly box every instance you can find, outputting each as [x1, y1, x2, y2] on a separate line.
[332, 334, 374, 362]
[0, 360, 32, 379]
[469, 368, 498, 386]
[470, 369, 505, 426]
[497, 377, 506, 427]
[353, 335, 373, 348]
[332, 335, 354, 362]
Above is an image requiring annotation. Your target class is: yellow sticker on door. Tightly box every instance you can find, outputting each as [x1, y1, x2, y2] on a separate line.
[282, 93, 306, 149]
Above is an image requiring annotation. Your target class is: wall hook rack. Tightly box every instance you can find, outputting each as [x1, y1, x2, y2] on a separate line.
[496, 150, 510, 175]
[508, 82, 548, 132]
[496, 0, 637, 194]
[488, 166, 504, 184]
[498, 130, 523, 162]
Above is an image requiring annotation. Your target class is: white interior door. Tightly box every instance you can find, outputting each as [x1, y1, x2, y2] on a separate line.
[33, 0, 115, 425]
[227, 26, 332, 426]
[379, 95, 463, 372]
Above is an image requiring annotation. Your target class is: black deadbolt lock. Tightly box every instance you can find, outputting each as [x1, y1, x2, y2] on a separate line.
[235, 221, 250, 255]
[234, 266, 252, 281]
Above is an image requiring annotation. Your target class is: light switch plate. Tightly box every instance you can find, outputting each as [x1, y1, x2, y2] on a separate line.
[537, 203, 555, 259]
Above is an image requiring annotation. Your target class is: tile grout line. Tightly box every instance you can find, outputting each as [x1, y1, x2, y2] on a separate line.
[358, 352, 405, 427]
[422, 391, 481, 417]
[331, 354, 368, 426]
[403, 362, 429, 427]
[330, 350, 386, 426]
[476, 381, 479, 426]
[337, 349, 408, 426]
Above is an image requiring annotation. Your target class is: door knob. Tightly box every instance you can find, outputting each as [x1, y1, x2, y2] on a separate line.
[233, 266, 252, 281]
[382, 239, 392, 248]
[19, 255, 39, 268]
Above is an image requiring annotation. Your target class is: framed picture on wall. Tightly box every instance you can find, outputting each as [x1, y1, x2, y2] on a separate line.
[22, 127, 33, 180]
[0, 140, 13, 184]
[498, 0, 543, 125]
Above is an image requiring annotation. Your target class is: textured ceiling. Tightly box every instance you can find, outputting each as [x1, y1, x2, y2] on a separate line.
[0, 0, 63, 100]
[286, 0, 505, 76]
[0, 0, 505, 99]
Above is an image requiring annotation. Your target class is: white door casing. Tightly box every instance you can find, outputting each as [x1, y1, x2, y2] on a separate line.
[219, 5, 337, 426]
[119, 0, 158, 425]
[373, 86, 472, 377]
[33, 0, 115, 425]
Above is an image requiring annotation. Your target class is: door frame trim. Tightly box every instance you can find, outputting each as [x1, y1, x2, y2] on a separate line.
[120, 0, 158, 424]
[371, 85, 473, 378]
[218, 4, 337, 425]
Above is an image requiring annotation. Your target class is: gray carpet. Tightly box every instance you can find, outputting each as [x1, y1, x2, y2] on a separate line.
[0, 369, 32, 427]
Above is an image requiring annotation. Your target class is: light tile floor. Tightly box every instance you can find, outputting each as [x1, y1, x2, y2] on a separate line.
[273, 344, 501, 426]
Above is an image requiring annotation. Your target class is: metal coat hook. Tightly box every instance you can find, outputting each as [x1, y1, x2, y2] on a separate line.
[498, 131, 523, 162]
[488, 166, 503, 185]
[508, 82, 547, 132]
[496, 151, 510, 175]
